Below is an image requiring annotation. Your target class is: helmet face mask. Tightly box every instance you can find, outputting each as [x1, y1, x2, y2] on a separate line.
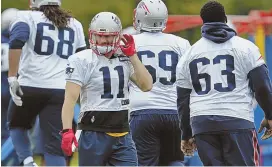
[134, 0, 168, 32]
[89, 31, 121, 57]
[89, 12, 122, 58]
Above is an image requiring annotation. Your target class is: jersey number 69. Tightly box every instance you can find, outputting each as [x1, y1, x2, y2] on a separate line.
[137, 50, 179, 85]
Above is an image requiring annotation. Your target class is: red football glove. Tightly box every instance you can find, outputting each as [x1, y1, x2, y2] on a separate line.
[61, 129, 78, 156]
[120, 34, 136, 57]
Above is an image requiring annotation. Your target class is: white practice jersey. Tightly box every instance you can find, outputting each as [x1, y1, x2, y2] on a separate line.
[130, 32, 190, 111]
[10, 11, 86, 89]
[176, 36, 265, 122]
[66, 49, 134, 112]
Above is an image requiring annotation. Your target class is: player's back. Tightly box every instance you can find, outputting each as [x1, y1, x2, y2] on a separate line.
[179, 36, 264, 122]
[11, 10, 85, 89]
[130, 32, 190, 111]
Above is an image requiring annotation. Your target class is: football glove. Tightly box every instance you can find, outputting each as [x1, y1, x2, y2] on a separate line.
[8, 76, 23, 106]
[120, 34, 136, 57]
[61, 129, 78, 156]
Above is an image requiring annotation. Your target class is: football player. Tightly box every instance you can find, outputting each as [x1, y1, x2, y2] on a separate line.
[176, 1, 272, 166]
[1, 8, 18, 143]
[7, 0, 86, 166]
[61, 12, 153, 166]
[129, 0, 195, 166]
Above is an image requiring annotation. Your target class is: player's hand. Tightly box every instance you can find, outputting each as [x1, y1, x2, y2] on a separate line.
[8, 76, 23, 106]
[258, 118, 272, 140]
[181, 138, 197, 156]
[61, 129, 78, 156]
[120, 34, 136, 57]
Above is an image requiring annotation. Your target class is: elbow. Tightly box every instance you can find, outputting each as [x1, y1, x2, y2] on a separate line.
[139, 73, 153, 92]
[144, 74, 153, 91]
[145, 73, 154, 91]
[255, 85, 271, 98]
[140, 83, 153, 92]
[143, 85, 153, 92]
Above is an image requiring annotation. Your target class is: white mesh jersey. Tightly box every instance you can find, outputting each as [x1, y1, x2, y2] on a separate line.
[10, 10, 86, 89]
[66, 49, 134, 112]
[176, 36, 265, 122]
[129, 32, 190, 111]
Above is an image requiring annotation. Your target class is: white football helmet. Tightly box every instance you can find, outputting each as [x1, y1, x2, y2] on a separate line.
[134, 0, 168, 32]
[89, 12, 122, 57]
[29, 0, 61, 8]
[1, 8, 19, 31]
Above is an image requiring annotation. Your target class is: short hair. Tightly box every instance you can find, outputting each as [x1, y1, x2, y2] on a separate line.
[200, 1, 227, 23]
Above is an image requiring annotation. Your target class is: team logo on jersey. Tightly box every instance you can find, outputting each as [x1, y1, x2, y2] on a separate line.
[66, 64, 74, 77]
[91, 116, 95, 123]
[118, 56, 130, 62]
[121, 99, 129, 106]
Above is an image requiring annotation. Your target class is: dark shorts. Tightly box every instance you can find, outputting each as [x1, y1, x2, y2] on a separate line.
[7, 86, 65, 156]
[130, 109, 184, 166]
[78, 131, 137, 166]
[194, 129, 260, 166]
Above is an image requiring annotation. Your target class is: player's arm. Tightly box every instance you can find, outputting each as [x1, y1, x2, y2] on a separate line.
[62, 81, 80, 129]
[61, 81, 80, 156]
[248, 64, 272, 121]
[248, 64, 272, 140]
[175, 39, 193, 138]
[8, 19, 30, 106]
[177, 86, 192, 140]
[245, 47, 272, 121]
[8, 49, 21, 77]
[175, 55, 193, 140]
[129, 55, 153, 92]
[120, 34, 153, 92]
[62, 57, 85, 128]
[9, 21, 30, 77]
[61, 57, 85, 156]
[245, 46, 272, 139]
[176, 56, 197, 155]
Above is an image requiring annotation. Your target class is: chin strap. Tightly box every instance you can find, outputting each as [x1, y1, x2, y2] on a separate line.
[102, 50, 115, 58]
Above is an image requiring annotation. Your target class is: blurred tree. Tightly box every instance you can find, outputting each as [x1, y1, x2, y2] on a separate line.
[2, 0, 271, 43]
[2, 0, 135, 36]
[165, 0, 271, 42]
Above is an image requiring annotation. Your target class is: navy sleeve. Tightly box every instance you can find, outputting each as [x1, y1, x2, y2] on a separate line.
[177, 86, 192, 140]
[9, 22, 30, 49]
[248, 64, 272, 120]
